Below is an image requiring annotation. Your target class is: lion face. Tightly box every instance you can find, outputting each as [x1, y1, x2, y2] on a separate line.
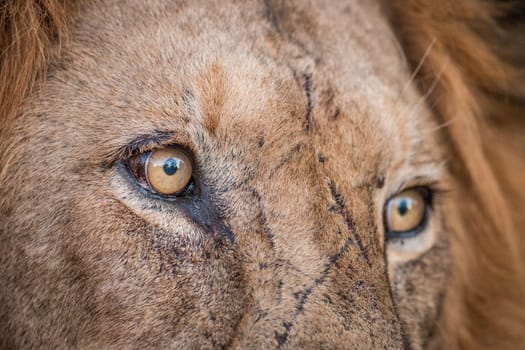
[3, 0, 523, 349]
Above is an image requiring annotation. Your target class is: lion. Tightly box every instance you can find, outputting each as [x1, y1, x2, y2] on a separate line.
[0, 0, 524, 349]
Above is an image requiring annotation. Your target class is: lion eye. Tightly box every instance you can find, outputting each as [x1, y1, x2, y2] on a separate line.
[384, 188, 430, 239]
[127, 146, 193, 196]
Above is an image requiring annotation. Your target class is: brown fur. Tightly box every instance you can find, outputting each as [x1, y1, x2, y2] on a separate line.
[0, 0, 524, 349]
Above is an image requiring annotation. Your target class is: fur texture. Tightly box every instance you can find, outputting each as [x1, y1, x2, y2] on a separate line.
[389, 1, 525, 348]
[0, 0, 523, 349]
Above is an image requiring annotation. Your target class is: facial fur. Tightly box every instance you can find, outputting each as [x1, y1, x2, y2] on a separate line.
[0, 1, 524, 349]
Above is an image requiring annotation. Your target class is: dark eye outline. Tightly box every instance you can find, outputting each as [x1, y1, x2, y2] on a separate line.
[124, 146, 197, 199]
[383, 187, 433, 241]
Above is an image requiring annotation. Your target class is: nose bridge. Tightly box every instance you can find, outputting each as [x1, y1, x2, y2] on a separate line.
[224, 137, 403, 348]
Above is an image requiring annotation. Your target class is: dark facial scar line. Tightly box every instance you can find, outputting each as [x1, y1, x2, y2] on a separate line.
[264, 0, 282, 33]
[327, 179, 371, 267]
[303, 73, 313, 132]
[250, 188, 276, 249]
[274, 234, 355, 348]
[274, 179, 358, 347]
[269, 142, 306, 177]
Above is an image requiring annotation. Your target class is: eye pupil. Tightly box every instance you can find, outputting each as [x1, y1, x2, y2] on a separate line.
[398, 199, 409, 216]
[163, 158, 179, 176]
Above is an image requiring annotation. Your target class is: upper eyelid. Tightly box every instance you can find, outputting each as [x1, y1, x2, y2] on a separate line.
[386, 159, 448, 196]
[387, 176, 449, 200]
[101, 130, 192, 167]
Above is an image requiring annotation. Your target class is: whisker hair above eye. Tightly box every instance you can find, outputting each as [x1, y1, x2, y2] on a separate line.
[421, 117, 458, 135]
[403, 60, 449, 122]
[397, 37, 437, 102]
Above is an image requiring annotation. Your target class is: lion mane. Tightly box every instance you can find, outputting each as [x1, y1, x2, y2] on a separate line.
[1, 1, 524, 349]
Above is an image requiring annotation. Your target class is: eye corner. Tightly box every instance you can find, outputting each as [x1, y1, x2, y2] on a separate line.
[124, 151, 151, 189]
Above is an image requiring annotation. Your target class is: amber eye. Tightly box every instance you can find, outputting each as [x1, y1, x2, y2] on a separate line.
[127, 146, 193, 196]
[384, 188, 430, 239]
